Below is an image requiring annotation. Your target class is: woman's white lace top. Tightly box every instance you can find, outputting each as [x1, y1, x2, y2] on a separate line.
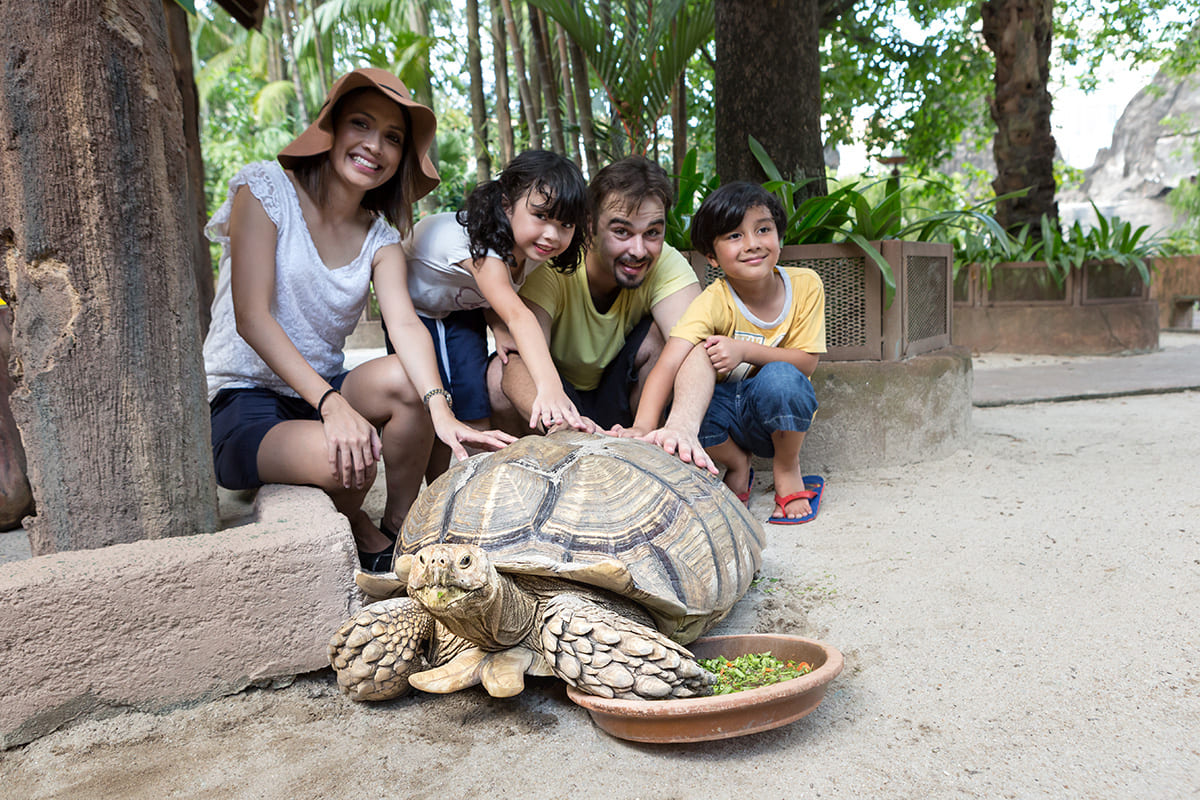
[202, 161, 401, 401]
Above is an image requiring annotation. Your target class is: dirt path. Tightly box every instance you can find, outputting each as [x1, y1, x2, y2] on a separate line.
[3, 391, 1199, 799]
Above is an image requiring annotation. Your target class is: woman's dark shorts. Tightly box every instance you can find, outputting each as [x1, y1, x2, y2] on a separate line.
[209, 371, 349, 490]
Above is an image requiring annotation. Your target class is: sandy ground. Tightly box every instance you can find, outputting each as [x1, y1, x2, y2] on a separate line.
[2, 371, 1199, 798]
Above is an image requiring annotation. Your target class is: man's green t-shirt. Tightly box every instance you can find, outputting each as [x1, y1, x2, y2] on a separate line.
[519, 243, 698, 391]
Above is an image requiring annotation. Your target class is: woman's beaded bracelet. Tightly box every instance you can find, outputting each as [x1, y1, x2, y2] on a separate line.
[422, 387, 453, 410]
[315, 388, 338, 419]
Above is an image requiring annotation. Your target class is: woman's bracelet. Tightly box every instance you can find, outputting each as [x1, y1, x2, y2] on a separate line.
[315, 388, 339, 419]
[422, 387, 453, 410]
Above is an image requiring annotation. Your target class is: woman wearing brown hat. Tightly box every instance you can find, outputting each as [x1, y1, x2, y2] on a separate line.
[201, 68, 513, 570]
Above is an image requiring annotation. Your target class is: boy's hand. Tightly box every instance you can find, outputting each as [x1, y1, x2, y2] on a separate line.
[703, 335, 744, 374]
[638, 426, 720, 475]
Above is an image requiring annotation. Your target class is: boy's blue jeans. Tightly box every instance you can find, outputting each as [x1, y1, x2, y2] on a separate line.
[697, 361, 818, 458]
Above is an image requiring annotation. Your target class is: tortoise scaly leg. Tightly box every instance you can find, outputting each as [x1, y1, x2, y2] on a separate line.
[538, 595, 716, 700]
[327, 597, 434, 701]
[410, 646, 553, 697]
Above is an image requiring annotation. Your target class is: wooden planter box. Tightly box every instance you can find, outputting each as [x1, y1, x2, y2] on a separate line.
[687, 240, 954, 361]
[953, 260, 1158, 354]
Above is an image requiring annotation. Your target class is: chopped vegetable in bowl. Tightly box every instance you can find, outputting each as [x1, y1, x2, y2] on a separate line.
[698, 652, 814, 694]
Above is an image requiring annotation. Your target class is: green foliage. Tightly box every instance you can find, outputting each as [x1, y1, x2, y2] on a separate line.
[665, 148, 720, 251]
[530, 0, 714, 153]
[821, 1, 993, 171]
[954, 204, 1168, 285]
[749, 138, 1015, 302]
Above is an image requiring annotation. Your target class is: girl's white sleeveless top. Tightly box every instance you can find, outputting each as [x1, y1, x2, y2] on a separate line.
[404, 211, 545, 319]
[202, 161, 401, 401]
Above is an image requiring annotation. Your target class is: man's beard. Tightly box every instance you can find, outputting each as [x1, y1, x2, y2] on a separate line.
[612, 256, 651, 289]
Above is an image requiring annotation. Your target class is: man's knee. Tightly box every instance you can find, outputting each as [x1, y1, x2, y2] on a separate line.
[485, 354, 512, 411]
[634, 322, 665, 374]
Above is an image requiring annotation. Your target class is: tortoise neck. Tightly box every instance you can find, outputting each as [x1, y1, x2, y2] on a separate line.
[442, 572, 538, 650]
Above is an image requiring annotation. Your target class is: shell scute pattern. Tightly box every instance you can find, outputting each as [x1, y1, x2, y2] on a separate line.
[397, 431, 765, 644]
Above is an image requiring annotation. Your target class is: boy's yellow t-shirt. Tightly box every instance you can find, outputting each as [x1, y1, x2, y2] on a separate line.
[519, 243, 698, 391]
[669, 266, 826, 382]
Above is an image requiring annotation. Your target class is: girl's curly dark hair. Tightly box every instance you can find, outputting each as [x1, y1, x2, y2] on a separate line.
[457, 150, 589, 274]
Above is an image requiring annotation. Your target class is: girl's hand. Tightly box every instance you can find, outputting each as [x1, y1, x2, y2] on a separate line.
[320, 392, 383, 489]
[703, 335, 744, 374]
[529, 386, 586, 433]
[432, 414, 516, 462]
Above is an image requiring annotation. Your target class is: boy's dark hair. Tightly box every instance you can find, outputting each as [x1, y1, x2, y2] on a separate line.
[588, 156, 674, 228]
[690, 182, 787, 258]
[457, 150, 589, 274]
[291, 88, 422, 236]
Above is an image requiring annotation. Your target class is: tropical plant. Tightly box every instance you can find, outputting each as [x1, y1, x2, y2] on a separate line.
[953, 204, 1167, 288]
[665, 148, 720, 251]
[749, 138, 1013, 302]
[529, 0, 714, 154]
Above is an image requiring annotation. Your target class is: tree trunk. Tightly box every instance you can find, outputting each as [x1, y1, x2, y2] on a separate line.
[568, 36, 599, 177]
[713, 0, 826, 197]
[278, 0, 310, 124]
[164, 0, 214, 338]
[530, 7, 566, 156]
[489, 0, 515, 165]
[500, 0, 542, 148]
[982, 0, 1059, 233]
[466, 0, 492, 184]
[672, 73, 687, 195]
[0, 0, 218, 553]
[308, 0, 330, 99]
[555, 23, 581, 168]
[406, 1, 440, 211]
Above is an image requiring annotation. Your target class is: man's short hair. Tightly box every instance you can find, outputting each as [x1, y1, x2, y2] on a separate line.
[588, 156, 674, 227]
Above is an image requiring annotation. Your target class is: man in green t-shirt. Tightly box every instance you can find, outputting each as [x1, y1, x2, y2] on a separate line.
[487, 156, 700, 432]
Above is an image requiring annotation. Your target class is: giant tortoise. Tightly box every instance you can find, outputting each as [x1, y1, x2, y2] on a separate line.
[328, 431, 765, 701]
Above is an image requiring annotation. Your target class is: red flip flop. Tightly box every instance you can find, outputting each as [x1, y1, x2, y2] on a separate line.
[768, 475, 824, 524]
[734, 468, 755, 507]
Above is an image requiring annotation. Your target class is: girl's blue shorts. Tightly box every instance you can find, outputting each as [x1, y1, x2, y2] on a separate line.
[385, 309, 491, 421]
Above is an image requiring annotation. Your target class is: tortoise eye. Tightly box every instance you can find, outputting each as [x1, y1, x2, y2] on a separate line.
[458, 554, 472, 568]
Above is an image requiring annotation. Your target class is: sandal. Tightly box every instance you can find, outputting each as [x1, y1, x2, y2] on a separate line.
[734, 468, 755, 507]
[358, 522, 399, 571]
[767, 476, 824, 525]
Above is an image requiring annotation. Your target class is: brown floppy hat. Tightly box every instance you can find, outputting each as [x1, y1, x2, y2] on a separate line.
[277, 67, 440, 200]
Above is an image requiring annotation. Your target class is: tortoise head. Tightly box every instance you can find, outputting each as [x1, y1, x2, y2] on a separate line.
[406, 542, 537, 649]
[407, 543, 501, 616]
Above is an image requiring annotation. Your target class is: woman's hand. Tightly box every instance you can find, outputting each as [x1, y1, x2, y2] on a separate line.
[319, 392, 382, 489]
[431, 412, 516, 462]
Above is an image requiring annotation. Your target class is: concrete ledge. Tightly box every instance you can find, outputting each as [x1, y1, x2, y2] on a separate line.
[0, 484, 360, 749]
[787, 347, 973, 474]
[953, 300, 1159, 355]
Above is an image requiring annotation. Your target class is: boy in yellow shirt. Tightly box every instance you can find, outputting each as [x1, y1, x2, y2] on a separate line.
[625, 182, 826, 524]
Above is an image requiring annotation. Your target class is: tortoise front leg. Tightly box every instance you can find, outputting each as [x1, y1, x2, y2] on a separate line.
[327, 597, 434, 701]
[537, 595, 716, 700]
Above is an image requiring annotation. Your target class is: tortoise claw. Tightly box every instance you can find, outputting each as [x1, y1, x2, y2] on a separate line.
[327, 597, 433, 701]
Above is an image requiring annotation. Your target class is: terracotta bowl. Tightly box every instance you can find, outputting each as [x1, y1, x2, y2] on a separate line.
[566, 633, 843, 743]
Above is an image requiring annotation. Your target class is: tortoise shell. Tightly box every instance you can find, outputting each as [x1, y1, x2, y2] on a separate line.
[399, 431, 765, 644]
